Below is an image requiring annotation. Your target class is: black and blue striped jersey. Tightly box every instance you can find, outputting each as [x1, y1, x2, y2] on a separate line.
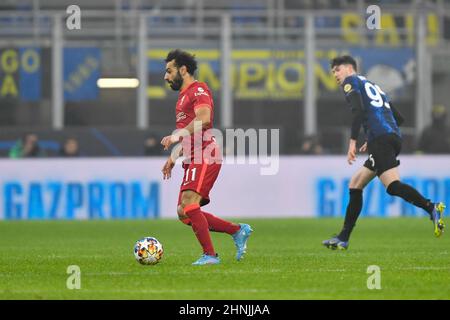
[342, 74, 401, 142]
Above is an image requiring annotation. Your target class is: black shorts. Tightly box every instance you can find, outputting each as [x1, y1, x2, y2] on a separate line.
[364, 133, 402, 176]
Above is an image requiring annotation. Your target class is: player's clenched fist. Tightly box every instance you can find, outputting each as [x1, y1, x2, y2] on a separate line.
[161, 135, 181, 151]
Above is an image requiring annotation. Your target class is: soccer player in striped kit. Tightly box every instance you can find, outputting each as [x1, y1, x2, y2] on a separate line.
[323, 55, 445, 250]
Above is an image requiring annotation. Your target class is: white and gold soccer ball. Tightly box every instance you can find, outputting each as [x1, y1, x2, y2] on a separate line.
[134, 237, 164, 265]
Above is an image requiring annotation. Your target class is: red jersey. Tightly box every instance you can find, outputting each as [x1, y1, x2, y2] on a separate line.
[175, 81, 217, 162]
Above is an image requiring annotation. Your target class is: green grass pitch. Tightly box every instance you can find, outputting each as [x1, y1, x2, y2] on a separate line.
[0, 218, 449, 299]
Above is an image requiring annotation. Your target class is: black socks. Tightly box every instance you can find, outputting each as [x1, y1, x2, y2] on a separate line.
[338, 181, 435, 242]
[387, 180, 434, 217]
[338, 189, 363, 242]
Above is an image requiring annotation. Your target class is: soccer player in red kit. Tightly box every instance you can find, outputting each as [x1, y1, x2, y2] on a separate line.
[160, 49, 253, 265]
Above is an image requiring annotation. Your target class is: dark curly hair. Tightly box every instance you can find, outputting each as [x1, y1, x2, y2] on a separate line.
[330, 55, 357, 72]
[165, 49, 198, 75]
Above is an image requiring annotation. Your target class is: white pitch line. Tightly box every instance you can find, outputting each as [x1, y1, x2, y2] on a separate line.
[1, 266, 448, 278]
[0, 287, 372, 294]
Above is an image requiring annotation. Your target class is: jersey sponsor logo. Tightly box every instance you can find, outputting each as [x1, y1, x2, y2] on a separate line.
[176, 112, 187, 122]
[344, 84, 352, 92]
[194, 86, 209, 97]
[194, 92, 209, 97]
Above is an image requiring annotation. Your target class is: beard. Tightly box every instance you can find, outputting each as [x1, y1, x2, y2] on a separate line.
[167, 71, 183, 91]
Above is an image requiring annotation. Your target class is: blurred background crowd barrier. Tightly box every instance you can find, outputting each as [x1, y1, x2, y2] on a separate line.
[0, 0, 450, 157]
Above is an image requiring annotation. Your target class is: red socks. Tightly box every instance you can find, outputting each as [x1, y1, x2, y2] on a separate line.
[184, 204, 215, 256]
[180, 211, 240, 235]
[182, 204, 241, 255]
[202, 212, 240, 235]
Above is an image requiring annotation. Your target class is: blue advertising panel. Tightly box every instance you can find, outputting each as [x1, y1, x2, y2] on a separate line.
[64, 47, 101, 101]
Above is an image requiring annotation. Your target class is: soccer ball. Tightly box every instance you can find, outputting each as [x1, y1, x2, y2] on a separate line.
[134, 237, 164, 265]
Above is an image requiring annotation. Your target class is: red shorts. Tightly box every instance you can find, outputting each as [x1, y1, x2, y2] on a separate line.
[178, 161, 222, 207]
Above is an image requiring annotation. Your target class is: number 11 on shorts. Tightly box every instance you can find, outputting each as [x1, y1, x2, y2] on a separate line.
[185, 168, 197, 184]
